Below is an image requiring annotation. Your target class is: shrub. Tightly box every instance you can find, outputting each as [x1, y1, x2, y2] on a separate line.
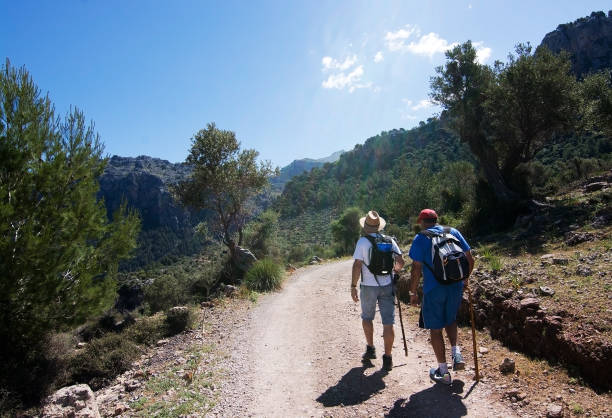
[124, 313, 167, 346]
[244, 259, 285, 292]
[286, 244, 313, 264]
[165, 306, 192, 335]
[69, 333, 142, 390]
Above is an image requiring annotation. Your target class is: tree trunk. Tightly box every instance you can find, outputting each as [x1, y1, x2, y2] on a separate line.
[474, 146, 520, 203]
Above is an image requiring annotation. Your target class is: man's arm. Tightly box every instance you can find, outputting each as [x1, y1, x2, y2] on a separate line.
[351, 259, 362, 302]
[409, 261, 422, 306]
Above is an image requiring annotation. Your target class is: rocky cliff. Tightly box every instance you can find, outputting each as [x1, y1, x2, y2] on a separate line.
[99, 156, 204, 270]
[540, 11, 612, 77]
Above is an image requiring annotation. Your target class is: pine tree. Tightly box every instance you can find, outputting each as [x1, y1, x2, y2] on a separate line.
[0, 61, 140, 401]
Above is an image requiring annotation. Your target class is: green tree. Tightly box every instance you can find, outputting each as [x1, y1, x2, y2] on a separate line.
[0, 61, 140, 401]
[173, 123, 277, 260]
[581, 71, 612, 138]
[331, 207, 361, 255]
[244, 210, 280, 259]
[431, 42, 579, 202]
[485, 44, 579, 182]
[430, 41, 515, 202]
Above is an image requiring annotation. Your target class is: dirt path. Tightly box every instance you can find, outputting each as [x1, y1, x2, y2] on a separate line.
[210, 260, 516, 418]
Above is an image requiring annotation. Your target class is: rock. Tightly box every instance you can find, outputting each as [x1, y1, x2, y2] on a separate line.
[576, 265, 592, 276]
[585, 181, 609, 193]
[233, 246, 257, 272]
[499, 358, 516, 374]
[133, 370, 146, 379]
[520, 298, 540, 312]
[166, 306, 190, 334]
[113, 403, 130, 416]
[76, 342, 88, 349]
[540, 254, 554, 260]
[540, 12, 612, 78]
[43, 384, 100, 418]
[593, 207, 612, 227]
[99, 156, 202, 276]
[479, 346, 489, 354]
[223, 284, 238, 296]
[546, 403, 564, 418]
[124, 380, 141, 392]
[565, 231, 595, 246]
[552, 257, 569, 265]
[539, 286, 555, 297]
[201, 301, 214, 308]
[156, 339, 169, 347]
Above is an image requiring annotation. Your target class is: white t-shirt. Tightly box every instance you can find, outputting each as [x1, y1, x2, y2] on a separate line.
[353, 233, 402, 287]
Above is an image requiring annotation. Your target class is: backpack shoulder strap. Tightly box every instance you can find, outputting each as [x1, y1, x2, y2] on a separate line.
[419, 229, 442, 239]
[363, 234, 377, 246]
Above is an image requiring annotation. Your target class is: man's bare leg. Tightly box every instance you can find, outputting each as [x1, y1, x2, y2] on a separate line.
[430, 329, 446, 364]
[383, 325, 394, 355]
[362, 320, 374, 347]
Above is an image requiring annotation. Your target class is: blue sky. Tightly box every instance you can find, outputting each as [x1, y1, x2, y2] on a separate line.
[2, 1, 610, 167]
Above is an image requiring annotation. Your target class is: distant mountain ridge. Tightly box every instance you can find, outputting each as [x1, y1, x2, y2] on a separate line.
[98, 151, 343, 269]
[270, 150, 344, 191]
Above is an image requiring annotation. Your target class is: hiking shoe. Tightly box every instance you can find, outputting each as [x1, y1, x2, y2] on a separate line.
[362, 345, 376, 361]
[429, 368, 452, 385]
[382, 354, 393, 371]
[452, 352, 466, 370]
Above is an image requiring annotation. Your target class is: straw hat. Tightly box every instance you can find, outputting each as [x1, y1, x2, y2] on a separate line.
[359, 210, 386, 234]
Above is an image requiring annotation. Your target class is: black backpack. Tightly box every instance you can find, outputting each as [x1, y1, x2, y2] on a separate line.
[363, 234, 397, 284]
[419, 227, 470, 285]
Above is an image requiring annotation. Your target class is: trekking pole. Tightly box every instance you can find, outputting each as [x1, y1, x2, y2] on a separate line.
[466, 283, 480, 381]
[393, 274, 408, 357]
[396, 292, 408, 356]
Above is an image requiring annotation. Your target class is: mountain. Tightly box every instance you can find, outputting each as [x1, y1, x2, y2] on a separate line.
[540, 10, 612, 77]
[99, 155, 204, 270]
[270, 150, 344, 192]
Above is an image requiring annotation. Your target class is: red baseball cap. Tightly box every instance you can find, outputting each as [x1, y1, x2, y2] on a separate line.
[417, 209, 438, 222]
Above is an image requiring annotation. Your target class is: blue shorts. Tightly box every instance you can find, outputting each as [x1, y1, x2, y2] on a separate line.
[421, 282, 463, 330]
[360, 284, 395, 325]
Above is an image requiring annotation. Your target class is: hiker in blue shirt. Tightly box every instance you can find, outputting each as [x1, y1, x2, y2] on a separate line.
[408, 209, 474, 385]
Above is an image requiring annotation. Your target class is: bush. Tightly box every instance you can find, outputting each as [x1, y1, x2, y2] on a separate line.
[286, 244, 313, 264]
[244, 259, 285, 292]
[124, 313, 167, 346]
[165, 306, 192, 335]
[69, 333, 142, 390]
[244, 210, 280, 259]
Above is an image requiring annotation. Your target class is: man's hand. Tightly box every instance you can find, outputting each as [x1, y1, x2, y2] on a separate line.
[410, 293, 419, 307]
[351, 287, 359, 302]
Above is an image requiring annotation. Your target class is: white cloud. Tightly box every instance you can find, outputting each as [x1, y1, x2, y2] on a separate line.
[468, 3, 472, 9]
[473, 42, 492, 64]
[385, 25, 419, 51]
[374, 51, 384, 63]
[321, 55, 357, 71]
[385, 25, 457, 57]
[400, 98, 439, 120]
[405, 32, 457, 57]
[411, 99, 434, 111]
[322, 65, 369, 92]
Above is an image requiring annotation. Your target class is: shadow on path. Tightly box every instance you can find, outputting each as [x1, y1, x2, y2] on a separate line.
[316, 366, 387, 407]
[386, 380, 467, 418]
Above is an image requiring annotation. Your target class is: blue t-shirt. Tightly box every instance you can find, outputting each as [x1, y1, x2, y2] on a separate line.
[408, 225, 471, 294]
